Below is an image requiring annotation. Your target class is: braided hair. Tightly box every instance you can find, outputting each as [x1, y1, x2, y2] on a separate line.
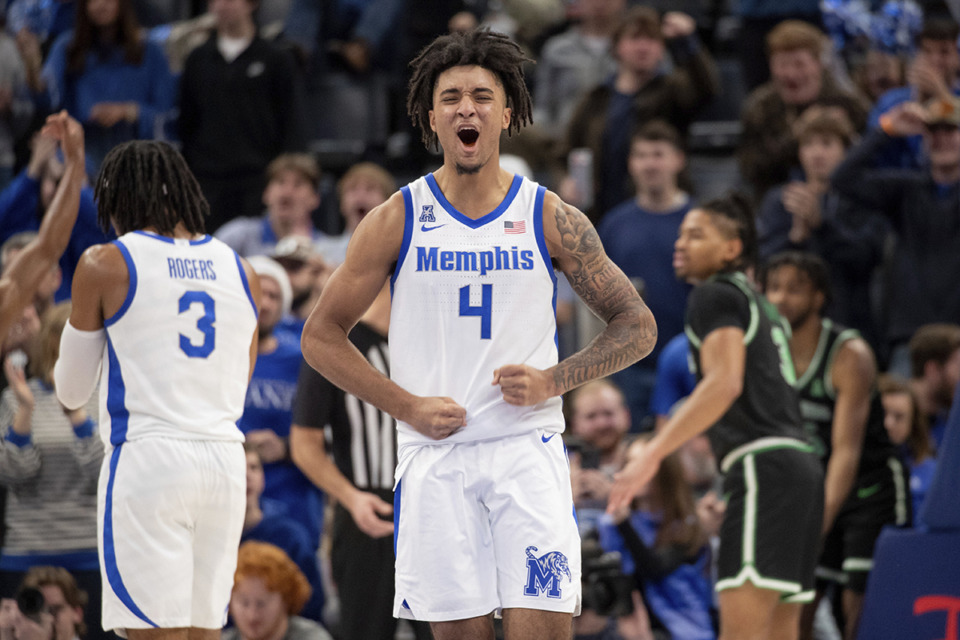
[698, 192, 757, 273]
[95, 140, 208, 236]
[407, 29, 533, 151]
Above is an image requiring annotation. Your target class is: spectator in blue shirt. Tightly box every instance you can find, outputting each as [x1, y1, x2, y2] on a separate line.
[868, 17, 960, 169]
[38, 0, 175, 176]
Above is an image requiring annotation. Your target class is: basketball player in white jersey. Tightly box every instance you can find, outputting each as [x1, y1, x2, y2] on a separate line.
[52, 140, 262, 640]
[301, 30, 657, 640]
[0, 112, 84, 353]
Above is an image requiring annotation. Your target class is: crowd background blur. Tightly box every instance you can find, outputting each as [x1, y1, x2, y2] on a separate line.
[2, 0, 960, 638]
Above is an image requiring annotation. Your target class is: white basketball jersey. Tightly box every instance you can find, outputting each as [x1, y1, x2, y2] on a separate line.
[98, 231, 258, 446]
[390, 174, 564, 452]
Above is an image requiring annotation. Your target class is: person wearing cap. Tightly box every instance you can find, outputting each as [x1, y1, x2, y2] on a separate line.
[867, 17, 960, 170]
[239, 256, 325, 573]
[831, 97, 960, 375]
[215, 154, 325, 259]
[270, 236, 332, 341]
[756, 106, 888, 342]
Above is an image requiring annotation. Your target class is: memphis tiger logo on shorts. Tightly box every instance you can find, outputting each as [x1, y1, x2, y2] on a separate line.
[419, 205, 435, 222]
[523, 545, 571, 599]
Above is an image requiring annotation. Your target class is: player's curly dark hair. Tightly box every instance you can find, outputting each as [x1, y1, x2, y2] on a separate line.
[759, 251, 833, 310]
[699, 191, 757, 272]
[95, 140, 208, 236]
[407, 29, 533, 151]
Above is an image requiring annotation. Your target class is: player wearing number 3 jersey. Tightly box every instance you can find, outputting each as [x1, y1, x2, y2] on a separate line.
[301, 29, 656, 640]
[608, 193, 824, 640]
[52, 141, 261, 640]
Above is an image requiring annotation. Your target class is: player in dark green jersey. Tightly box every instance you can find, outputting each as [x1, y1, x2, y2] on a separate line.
[609, 193, 824, 640]
[761, 252, 908, 640]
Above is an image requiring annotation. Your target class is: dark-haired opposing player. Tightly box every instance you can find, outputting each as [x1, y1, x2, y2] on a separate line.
[609, 194, 824, 640]
[760, 251, 908, 640]
[53, 140, 262, 640]
[301, 28, 657, 640]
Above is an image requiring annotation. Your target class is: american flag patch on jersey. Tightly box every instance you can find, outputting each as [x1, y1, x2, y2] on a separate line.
[504, 220, 526, 234]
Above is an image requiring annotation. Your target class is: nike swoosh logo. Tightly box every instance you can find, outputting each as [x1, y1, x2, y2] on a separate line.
[541, 433, 556, 443]
[421, 224, 446, 232]
[857, 483, 882, 499]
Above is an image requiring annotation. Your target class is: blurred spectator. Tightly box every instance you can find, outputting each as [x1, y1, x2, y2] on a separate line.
[239, 257, 324, 557]
[879, 374, 937, 522]
[756, 107, 887, 342]
[533, 0, 624, 138]
[567, 379, 631, 536]
[597, 120, 692, 430]
[649, 332, 695, 430]
[179, 0, 305, 232]
[314, 161, 394, 266]
[6, 0, 76, 59]
[738, 20, 869, 201]
[270, 236, 331, 340]
[907, 323, 960, 450]
[215, 153, 324, 258]
[281, 0, 405, 75]
[868, 17, 960, 169]
[564, 6, 718, 223]
[291, 284, 431, 640]
[241, 444, 322, 623]
[1, 234, 60, 321]
[852, 48, 906, 107]
[223, 541, 333, 640]
[35, 0, 176, 176]
[831, 98, 960, 367]
[0, 31, 33, 191]
[736, 0, 822, 91]
[0, 133, 111, 303]
[599, 438, 716, 640]
[0, 304, 105, 639]
[19, 566, 87, 640]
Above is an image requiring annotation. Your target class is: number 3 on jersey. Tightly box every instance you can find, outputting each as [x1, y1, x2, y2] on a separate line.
[459, 284, 492, 339]
[179, 291, 216, 357]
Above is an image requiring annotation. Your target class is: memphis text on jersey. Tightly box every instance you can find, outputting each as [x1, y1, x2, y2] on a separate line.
[415, 245, 535, 276]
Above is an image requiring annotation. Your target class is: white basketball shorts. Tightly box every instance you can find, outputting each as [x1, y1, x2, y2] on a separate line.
[393, 428, 582, 622]
[97, 438, 246, 634]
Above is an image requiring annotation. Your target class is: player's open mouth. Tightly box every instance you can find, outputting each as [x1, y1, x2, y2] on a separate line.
[457, 127, 479, 146]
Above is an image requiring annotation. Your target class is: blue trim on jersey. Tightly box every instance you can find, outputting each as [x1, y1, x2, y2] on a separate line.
[393, 479, 402, 557]
[391, 186, 415, 294]
[105, 336, 130, 446]
[131, 230, 211, 245]
[425, 173, 522, 229]
[133, 230, 173, 243]
[104, 241, 138, 328]
[103, 445, 159, 628]
[532, 185, 559, 351]
[235, 254, 258, 318]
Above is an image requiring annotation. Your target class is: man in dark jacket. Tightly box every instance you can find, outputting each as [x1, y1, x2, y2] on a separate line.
[563, 6, 718, 223]
[830, 97, 960, 372]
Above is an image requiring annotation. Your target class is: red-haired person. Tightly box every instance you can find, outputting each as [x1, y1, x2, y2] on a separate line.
[224, 542, 332, 640]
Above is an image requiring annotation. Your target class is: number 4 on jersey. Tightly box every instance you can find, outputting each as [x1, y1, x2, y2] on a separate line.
[459, 284, 492, 339]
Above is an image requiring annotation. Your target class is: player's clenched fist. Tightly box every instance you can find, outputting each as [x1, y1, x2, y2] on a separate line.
[406, 396, 466, 440]
[492, 364, 556, 406]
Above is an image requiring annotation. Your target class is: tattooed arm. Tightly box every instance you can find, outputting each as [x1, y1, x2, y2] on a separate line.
[493, 193, 656, 405]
